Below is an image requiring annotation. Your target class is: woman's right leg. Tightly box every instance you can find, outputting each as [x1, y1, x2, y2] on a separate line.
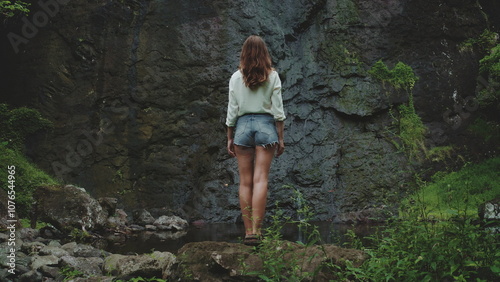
[251, 145, 275, 235]
[235, 145, 255, 235]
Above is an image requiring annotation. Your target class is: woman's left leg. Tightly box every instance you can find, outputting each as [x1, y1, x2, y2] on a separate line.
[251, 145, 275, 235]
[235, 145, 255, 235]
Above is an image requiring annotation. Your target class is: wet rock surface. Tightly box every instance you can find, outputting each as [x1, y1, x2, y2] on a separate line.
[0, 226, 364, 281]
[172, 241, 366, 281]
[0, 0, 495, 222]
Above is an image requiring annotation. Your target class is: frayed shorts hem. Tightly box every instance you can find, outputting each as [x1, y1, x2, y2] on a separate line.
[234, 141, 278, 149]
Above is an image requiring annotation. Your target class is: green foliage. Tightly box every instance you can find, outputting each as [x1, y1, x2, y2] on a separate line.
[60, 266, 84, 281]
[480, 44, 500, 77]
[0, 145, 58, 218]
[19, 218, 49, 229]
[341, 158, 500, 281]
[460, 29, 498, 52]
[370, 60, 426, 159]
[351, 218, 499, 281]
[319, 40, 364, 74]
[69, 228, 91, 242]
[402, 157, 500, 220]
[426, 146, 454, 162]
[369, 60, 419, 92]
[468, 117, 500, 143]
[0, 104, 53, 151]
[396, 98, 427, 160]
[0, 0, 30, 18]
[114, 277, 167, 282]
[477, 42, 500, 107]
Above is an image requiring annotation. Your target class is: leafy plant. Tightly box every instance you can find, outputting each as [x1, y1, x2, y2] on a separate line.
[60, 266, 84, 281]
[480, 44, 500, 77]
[396, 97, 427, 160]
[342, 158, 500, 281]
[114, 277, 167, 282]
[369, 60, 419, 92]
[477, 43, 500, 108]
[0, 103, 53, 151]
[0, 0, 30, 18]
[426, 146, 454, 162]
[370, 60, 426, 159]
[69, 227, 91, 242]
[460, 29, 498, 53]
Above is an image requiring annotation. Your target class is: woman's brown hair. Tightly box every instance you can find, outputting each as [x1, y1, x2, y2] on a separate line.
[239, 35, 273, 89]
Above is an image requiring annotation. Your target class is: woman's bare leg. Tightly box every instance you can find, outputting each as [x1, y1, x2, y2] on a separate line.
[251, 145, 275, 235]
[235, 145, 255, 235]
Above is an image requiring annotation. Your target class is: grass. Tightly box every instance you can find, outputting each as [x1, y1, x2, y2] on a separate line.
[401, 157, 500, 220]
[0, 144, 58, 219]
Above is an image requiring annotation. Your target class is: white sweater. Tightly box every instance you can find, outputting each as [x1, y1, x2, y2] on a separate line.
[226, 70, 286, 127]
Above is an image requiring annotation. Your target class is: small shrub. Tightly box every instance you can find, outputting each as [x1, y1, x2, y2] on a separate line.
[0, 103, 53, 151]
[60, 266, 84, 281]
[370, 60, 425, 159]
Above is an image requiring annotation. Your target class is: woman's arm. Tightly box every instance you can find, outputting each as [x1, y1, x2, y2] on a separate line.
[227, 126, 236, 157]
[275, 121, 285, 157]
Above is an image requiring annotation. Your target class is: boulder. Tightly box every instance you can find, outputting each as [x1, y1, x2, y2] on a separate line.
[33, 185, 108, 232]
[30, 255, 59, 270]
[98, 197, 118, 215]
[103, 251, 176, 280]
[21, 241, 46, 254]
[60, 255, 104, 277]
[39, 265, 63, 280]
[479, 198, 500, 220]
[106, 209, 128, 229]
[154, 215, 189, 231]
[65, 243, 107, 258]
[39, 245, 70, 258]
[133, 209, 156, 226]
[172, 241, 366, 281]
[18, 270, 43, 282]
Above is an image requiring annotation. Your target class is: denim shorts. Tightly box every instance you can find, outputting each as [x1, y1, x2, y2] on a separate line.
[234, 114, 279, 147]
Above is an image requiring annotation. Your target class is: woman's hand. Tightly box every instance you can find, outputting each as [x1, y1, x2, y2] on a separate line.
[227, 138, 236, 157]
[276, 139, 285, 157]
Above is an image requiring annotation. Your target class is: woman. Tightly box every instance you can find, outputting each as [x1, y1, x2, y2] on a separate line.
[226, 35, 286, 245]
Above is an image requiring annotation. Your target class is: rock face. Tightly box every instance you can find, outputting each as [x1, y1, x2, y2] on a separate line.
[0, 0, 493, 221]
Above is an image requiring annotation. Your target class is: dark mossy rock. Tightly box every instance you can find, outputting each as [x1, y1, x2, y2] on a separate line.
[171, 241, 366, 281]
[33, 185, 108, 232]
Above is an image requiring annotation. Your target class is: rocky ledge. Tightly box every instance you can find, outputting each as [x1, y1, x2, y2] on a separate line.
[0, 184, 367, 281]
[0, 230, 366, 281]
